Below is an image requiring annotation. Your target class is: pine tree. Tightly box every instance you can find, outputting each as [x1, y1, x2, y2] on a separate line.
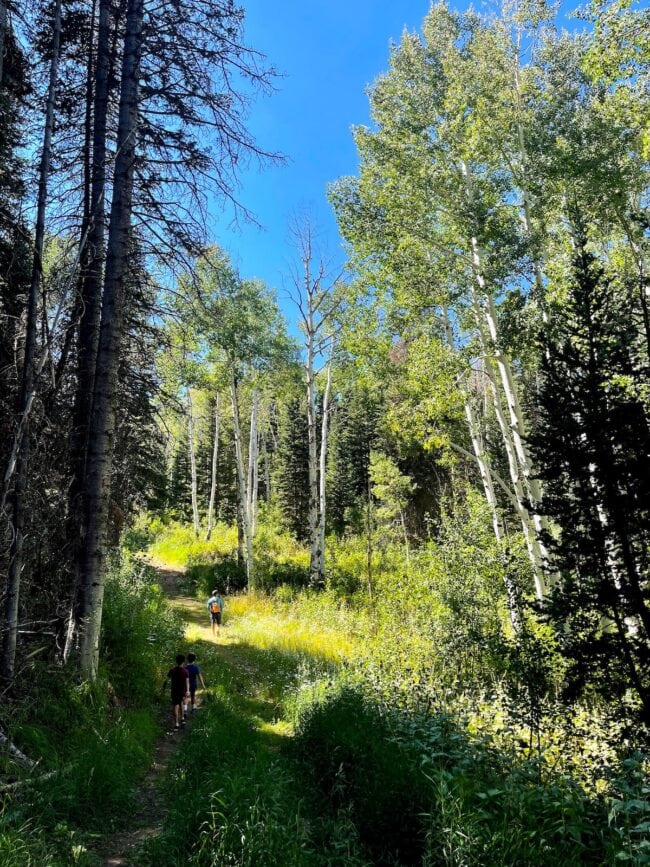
[274, 397, 310, 541]
[532, 233, 650, 717]
[327, 387, 378, 536]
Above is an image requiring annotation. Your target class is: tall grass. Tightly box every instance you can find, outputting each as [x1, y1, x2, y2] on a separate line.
[148, 521, 239, 568]
[132, 515, 650, 864]
[226, 589, 361, 663]
[1, 554, 184, 864]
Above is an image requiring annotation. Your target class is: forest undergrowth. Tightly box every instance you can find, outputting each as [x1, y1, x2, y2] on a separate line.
[138, 516, 650, 865]
[2, 515, 650, 865]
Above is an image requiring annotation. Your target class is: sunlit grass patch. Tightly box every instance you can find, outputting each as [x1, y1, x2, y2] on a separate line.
[148, 521, 238, 568]
[226, 591, 360, 664]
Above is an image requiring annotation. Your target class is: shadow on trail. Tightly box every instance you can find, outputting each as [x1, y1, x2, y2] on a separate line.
[180, 633, 305, 735]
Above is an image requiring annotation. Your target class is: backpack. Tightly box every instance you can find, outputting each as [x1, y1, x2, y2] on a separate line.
[210, 600, 221, 614]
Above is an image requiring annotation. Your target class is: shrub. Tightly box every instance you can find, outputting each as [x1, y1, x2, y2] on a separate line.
[187, 555, 248, 596]
[293, 683, 430, 865]
[149, 521, 239, 568]
[101, 555, 184, 702]
[291, 679, 629, 866]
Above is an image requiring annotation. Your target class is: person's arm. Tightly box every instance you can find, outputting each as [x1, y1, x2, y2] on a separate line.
[185, 671, 190, 697]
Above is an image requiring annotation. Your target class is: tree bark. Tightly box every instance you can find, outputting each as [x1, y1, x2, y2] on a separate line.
[206, 393, 220, 541]
[187, 389, 200, 538]
[316, 354, 333, 584]
[67, 0, 112, 532]
[460, 160, 551, 597]
[0, 0, 7, 88]
[75, 0, 144, 677]
[1, 0, 62, 688]
[306, 323, 320, 586]
[247, 389, 259, 537]
[230, 373, 254, 585]
[365, 457, 373, 600]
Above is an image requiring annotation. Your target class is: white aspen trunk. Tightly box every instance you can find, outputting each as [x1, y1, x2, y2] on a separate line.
[463, 399, 503, 544]
[460, 160, 550, 594]
[443, 305, 521, 619]
[77, 0, 144, 677]
[463, 384, 521, 625]
[247, 389, 259, 537]
[206, 393, 220, 541]
[469, 291, 547, 596]
[306, 324, 320, 586]
[251, 419, 260, 537]
[1, 0, 62, 686]
[480, 325, 547, 600]
[316, 355, 333, 584]
[230, 373, 254, 585]
[187, 390, 199, 538]
[263, 422, 271, 503]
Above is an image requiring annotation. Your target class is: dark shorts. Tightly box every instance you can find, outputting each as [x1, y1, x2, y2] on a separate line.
[210, 611, 222, 625]
[171, 691, 185, 706]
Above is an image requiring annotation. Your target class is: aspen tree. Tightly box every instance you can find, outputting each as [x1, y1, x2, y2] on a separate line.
[288, 220, 343, 587]
[187, 389, 200, 538]
[206, 394, 221, 541]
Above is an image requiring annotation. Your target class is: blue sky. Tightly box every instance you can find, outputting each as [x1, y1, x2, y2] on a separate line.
[210, 1, 432, 311]
[210, 0, 584, 324]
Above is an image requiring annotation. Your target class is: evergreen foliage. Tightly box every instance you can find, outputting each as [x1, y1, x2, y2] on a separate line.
[273, 396, 310, 541]
[532, 235, 650, 716]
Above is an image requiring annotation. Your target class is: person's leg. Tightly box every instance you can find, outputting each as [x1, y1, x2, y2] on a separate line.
[217, 611, 222, 637]
[211, 615, 216, 636]
[190, 689, 196, 711]
[173, 700, 181, 728]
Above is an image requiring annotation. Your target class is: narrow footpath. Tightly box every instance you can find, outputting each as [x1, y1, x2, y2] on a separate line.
[96, 564, 299, 866]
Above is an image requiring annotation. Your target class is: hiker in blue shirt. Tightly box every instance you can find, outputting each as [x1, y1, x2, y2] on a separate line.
[184, 652, 206, 715]
[207, 589, 224, 639]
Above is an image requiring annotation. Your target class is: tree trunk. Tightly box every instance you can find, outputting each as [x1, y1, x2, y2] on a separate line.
[0, 0, 7, 88]
[365, 459, 374, 600]
[63, 0, 114, 663]
[460, 160, 550, 597]
[206, 393, 220, 541]
[1, 0, 62, 688]
[187, 390, 200, 538]
[316, 355, 333, 585]
[231, 373, 254, 585]
[75, 0, 144, 677]
[68, 0, 111, 528]
[247, 389, 259, 537]
[306, 326, 320, 586]
[236, 488, 245, 569]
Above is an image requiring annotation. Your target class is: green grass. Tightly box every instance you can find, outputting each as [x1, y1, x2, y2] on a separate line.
[148, 521, 239, 569]
[0, 554, 184, 866]
[135, 621, 369, 866]
[137, 533, 650, 866]
[6, 518, 645, 866]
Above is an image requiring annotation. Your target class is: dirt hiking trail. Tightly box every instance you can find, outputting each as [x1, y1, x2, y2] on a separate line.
[97, 565, 202, 866]
[96, 563, 285, 866]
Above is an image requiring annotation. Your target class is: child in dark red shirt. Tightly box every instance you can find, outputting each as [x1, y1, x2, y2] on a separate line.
[164, 654, 189, 730]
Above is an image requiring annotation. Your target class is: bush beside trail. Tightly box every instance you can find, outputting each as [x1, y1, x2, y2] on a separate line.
[1, 554, 183, 866]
